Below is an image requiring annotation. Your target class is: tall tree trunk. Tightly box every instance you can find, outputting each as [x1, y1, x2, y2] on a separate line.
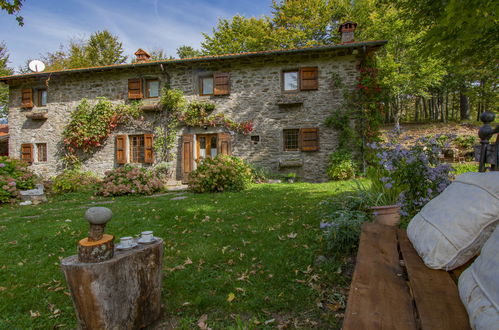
[445, 93, 449, 123]
[415, 97, 420, 122]
[459, 87, 470, 121]
[422, 97, 428, 120]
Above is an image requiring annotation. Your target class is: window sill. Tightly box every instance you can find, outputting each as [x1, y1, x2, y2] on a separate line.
[279, 158, 303, 168]
[277, 95, 304, 106]
[25, 110, 48, 120]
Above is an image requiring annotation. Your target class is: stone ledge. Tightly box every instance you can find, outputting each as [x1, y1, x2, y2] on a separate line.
[277, 95, 304, 106]
[279, 159, 303, 168]
[25, 111, 48, 120]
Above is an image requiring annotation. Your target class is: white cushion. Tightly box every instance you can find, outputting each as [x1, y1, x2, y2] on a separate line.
[459, 226, 499, 330]
[407, 172, 499, 270]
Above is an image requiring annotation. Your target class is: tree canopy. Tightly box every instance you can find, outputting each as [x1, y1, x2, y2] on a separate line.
[0, 0, 24, 26]
[0, 42, 14, 118]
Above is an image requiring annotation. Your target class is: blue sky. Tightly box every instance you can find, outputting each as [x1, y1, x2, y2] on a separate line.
[1, 0, 272, 71]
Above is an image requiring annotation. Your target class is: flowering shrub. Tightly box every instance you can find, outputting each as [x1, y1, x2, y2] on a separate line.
[326, 150, 357, 180]
[98, 166, 164, 197]
[189, 155, 253, 193]
[367, 135, 454, 218]
[52, 169, 100, 194]
[0, 156, 36, 203]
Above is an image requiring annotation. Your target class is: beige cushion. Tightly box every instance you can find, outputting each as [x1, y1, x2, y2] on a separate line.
[407, 172, 499, 270]
[459, 226, 499, 329]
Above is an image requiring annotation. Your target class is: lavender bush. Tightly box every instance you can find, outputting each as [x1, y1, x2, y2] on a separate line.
[367, 135, 454, 219]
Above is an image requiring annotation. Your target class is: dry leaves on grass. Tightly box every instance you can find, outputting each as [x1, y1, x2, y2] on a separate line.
[197, 314, 212, 330]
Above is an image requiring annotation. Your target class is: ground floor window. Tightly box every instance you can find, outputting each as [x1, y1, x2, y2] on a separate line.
[283, 129, 300, 151]
[129, 135, 145, 163]
[36, 143, 47, 162]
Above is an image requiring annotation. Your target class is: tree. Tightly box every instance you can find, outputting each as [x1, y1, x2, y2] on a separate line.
[85, 30, 127, 66]
[0, 42, 14, 118]
[1, 0, 24, 26]
[176, 45, 202, 59]
[201, 15, 278, 54]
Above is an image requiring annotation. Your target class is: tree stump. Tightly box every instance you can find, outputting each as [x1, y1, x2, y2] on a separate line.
[61, 239, 163, 329]
[78, 234, 115, 263]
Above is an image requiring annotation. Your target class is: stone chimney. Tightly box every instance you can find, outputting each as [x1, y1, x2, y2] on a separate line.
[339, 21, 357, 43]
[134, 48, 151, 63]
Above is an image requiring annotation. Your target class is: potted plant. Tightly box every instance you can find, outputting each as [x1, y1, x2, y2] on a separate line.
[356, 177, 402, 226]
[284, 172, 297, 183]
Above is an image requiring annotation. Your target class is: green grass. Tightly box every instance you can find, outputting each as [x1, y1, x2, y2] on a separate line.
[451, 162, 479, 175]
[0, 182, 356, 329]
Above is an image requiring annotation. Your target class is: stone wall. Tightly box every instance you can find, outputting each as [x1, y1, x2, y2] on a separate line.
[7, 49, 361, 182]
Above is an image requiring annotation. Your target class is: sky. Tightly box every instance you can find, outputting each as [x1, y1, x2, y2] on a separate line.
[1, 0, 273, 71]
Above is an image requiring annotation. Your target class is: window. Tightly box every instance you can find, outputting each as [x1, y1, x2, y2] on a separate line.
[37, 89, 47, 107]
[36, 143, 47, 162]
[200, 76, 214, 95]
[283, 129, 300, 151]
[199, 72, 230, 96]
[21, 89, 34, 108]
[282, 67, 319, 92]
[145, 79, 159, 98]
[283, 128, 320, 151]
[116, 134, 153, 164]
[283, 71, 299, 92]
[129, 135, 145, 163]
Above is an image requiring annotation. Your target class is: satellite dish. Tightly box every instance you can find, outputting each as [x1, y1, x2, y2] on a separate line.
[28, 60, 46, 73]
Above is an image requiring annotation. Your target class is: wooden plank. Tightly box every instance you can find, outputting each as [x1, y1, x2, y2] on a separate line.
[343, 223, 417, 330]
[397, 229, 471, 330]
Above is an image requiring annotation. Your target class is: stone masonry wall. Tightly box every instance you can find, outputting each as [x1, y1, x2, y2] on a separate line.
[8, 49, 361, 182]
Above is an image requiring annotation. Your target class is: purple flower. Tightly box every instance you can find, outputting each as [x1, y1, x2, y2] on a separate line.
[0, 163, 5, 167]
[384, 183, 393, 189]
[320, 222, 332, 229]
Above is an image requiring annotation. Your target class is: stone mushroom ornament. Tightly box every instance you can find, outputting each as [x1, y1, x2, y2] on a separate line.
[78, 207, 115, 263]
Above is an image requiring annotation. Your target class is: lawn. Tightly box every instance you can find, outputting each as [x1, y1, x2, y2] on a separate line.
[0, 181, 356, 329]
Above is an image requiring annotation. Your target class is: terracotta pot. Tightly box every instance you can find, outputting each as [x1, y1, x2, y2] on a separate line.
[371, 205, 401, 226]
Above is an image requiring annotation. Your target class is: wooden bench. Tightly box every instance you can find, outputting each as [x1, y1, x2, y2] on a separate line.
[343, 222, 471, 330]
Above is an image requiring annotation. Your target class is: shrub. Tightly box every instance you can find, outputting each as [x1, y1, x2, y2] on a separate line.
[52, 169, 100, 194]
[326, 150, 356, 180]
[0, 156, 36, 203]
[367, 135, 454, 219]
[320, 193, 371, 257]
[454, 135, 477, 150]
[98, 165, 164, 197]
[189, 155, 253, 193]
[248, 164, 278, 183]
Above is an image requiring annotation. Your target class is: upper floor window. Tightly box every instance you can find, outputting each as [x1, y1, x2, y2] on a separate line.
[128, 78, 160, 99]
[145, 79, 160, 98]
[37, 89, 47, 107]
[199, 72, 230, 96]
[282, 67, 319, 92]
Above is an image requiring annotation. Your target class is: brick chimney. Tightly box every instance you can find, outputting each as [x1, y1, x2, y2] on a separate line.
[339, 21, 357, 43]
[134, 48, 151, 63]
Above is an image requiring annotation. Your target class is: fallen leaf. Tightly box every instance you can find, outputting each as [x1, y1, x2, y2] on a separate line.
[184, 258, 193, 265]
[264, 318, 275, 325]
[227, 292, 236, 302]
[197, 314, 212, 330]
[9, 240, 17, 245]
[287, 232, 297, 239]
[0, 286, 6, 291]
[30, 310, 41, 318]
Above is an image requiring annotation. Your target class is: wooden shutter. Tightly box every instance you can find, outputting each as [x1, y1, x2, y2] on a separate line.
[21, 89, 34, 108]
[217, 133, 231, 155]
[213, 72, 230, 95]
[144, 134, 154, 164]
[116, 135, 127, 164]
[21, 143, 33, 163]
[300, 67, 318, 91]
[300, 128, 319, 151]
[182, 134, 194, 183]
[128, 78, 143, 99]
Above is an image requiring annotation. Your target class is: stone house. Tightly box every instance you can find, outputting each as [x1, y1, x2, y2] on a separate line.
[1, 24, 385, 182]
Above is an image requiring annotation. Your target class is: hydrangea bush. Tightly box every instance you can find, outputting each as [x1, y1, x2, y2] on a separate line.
[52, 169, 100, 194]
[98, 165, 164, 197]
[0, 156, 36, 203]
[368, 135, 454, 218]
[189, 155, 253, 193]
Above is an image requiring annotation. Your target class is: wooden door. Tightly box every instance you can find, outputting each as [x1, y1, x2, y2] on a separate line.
[182, 134, 193, 183]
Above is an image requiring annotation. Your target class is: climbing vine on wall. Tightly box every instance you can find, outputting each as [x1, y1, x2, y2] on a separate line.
[62, 98, 141, 166]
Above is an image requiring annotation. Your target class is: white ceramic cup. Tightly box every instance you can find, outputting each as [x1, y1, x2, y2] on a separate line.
[120, 236, 133, 248]
[141, 231, 154, 242]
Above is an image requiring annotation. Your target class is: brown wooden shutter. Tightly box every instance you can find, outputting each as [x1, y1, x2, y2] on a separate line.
[182, 134, 194, 183]
[21, 89, 34, 108]
[128, 78, 143, 99]
[213, 72, 230, 95]
[144, 134, 154, 164]
[116, 135, 127, 164]
[300, 67, 318, 91]
[21, 143, 33, 163]
[217, 133, 231, 155]
[300, 128, 319, 151]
